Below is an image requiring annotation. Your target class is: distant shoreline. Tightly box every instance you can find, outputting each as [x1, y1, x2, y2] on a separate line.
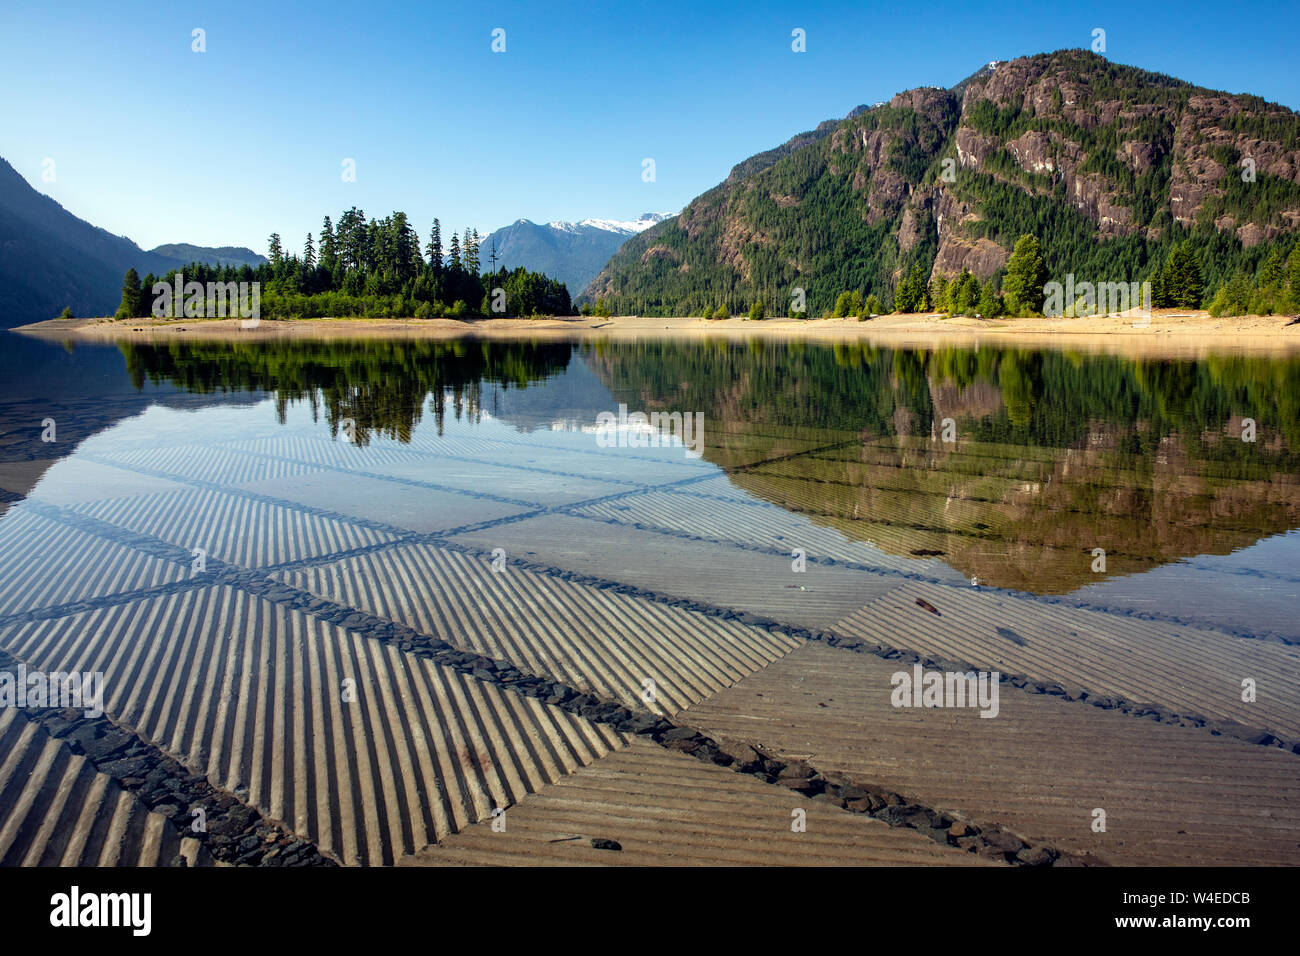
[14, 310, 1300, 355]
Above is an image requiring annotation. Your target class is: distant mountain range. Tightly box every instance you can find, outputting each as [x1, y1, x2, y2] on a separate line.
[479, 213, 672, 298]
[147, 243, 265, 269]
[585, 50, 1300, 314]
[0, 157, 263, 327]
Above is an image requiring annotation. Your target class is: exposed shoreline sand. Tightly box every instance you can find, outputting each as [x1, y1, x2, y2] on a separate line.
[15, 309, 1300, 356]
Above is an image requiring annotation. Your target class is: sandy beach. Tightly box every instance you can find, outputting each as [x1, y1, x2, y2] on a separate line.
[16, 309, 1300, 356]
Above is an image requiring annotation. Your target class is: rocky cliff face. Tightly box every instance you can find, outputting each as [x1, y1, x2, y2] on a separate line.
[585, 49, 1300, 312]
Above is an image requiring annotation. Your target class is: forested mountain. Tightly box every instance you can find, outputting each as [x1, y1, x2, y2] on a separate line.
[584, 50, 1300, 316]
[0, 157, 178, 326]
[0, 156, 265, 327]
[148, 243, 265, 269]
[479, 214, 670, 297]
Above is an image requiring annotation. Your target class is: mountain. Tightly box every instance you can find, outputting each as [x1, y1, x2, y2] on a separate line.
[148, 243, 265, 269]
[0, 157, 263, 327]
[0, 157, 178, 326]
[584, 50, 1300, 315]
[479, 213, 671, 298]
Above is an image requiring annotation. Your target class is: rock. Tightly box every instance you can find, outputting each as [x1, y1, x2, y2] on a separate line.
[875, 805, 934, 828]
[976, 831, 1027, 860]
[721, 744, 764, 772]
[777, 762, 822, 795]
[659, 727, 697, 743]
[208, 805, 259, 837]
[624, 714, 670, 736]
[1017, 846, 1059, 867]
[948, 821, 978, 838]
[82, 730, 135, 762]
[590, 838, 622, 851]
[99, 755, 152, 779]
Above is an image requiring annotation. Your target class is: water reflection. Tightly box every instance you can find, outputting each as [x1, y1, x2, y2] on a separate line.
[15, 335, 1300, 596]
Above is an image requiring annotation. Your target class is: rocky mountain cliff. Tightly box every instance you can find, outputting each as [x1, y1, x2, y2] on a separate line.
[584, 50, 1300, 315]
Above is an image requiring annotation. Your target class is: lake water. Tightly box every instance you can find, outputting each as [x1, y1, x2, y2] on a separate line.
[1, 331, 1297, 866]
[4, 334, 1296, 638]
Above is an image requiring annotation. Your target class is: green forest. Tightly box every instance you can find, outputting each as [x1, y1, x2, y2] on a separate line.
[118, 337, 573, 443]
[113, 209, 572, 321]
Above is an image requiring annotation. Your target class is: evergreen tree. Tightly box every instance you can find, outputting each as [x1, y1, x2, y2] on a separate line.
[115, 268, 142, 320]
[1207, 272, 1253, 317]
[304, 233, 316, 270]
[465, 228, 480, 275]
[319, 216, 336, 270]
[1161, 241, 1203, 308]
[448, 232, 462, 270]
[268, 233, 284, 267]
[1002, 235, 1049, 314]
[427, 219, 443, 274]
[977, 279, 999, 317]
[1287, 245, 1300, 311]
[894, 263, 929, 313]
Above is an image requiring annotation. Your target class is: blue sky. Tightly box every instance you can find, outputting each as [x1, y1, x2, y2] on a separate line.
[2, 0, 1298, 254]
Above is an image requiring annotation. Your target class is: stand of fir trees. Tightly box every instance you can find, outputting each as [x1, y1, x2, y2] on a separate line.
[806, 233, 1299, 321]
[113, 208, 572, 321]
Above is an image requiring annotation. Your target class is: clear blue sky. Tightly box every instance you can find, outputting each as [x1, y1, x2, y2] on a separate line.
[3, 0, 1297, 254]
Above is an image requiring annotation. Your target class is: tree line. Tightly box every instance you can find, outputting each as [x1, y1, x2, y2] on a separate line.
[114, 208, 571, 320]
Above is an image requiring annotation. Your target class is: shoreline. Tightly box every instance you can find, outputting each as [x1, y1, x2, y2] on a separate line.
[13, 310, 1300, 356]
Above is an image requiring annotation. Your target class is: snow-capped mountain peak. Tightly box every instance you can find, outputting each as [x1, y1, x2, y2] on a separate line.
[547, 212, 673, 235]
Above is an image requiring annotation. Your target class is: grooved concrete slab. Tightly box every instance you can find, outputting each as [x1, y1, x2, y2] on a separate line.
[684, 641, 1300, 866]
[403, 738, 998, 867]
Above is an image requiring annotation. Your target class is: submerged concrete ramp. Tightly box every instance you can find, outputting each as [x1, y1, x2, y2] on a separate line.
[837, 580, 1300, 741]
[278, 543, 802, 715]
[0, 586, 624, 865]
[683, 641, 1300, 866]
[403, 738, 997, 867]
[0, 709, 208, 867]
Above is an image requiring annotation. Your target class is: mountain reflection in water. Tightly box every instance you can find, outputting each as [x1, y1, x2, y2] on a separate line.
[97, 336, 1300, 596]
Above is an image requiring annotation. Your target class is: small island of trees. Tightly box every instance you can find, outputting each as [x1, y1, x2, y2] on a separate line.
[114, 208, 572, 321]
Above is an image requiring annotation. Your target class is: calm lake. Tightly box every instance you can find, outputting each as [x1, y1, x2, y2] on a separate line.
[3, 330, 1300, 867]
[2, 333, 1298, 641]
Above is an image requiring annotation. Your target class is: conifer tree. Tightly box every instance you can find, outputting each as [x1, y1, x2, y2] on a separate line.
[319, 217, 336, 270]
[115, 268, 142, 320]
[427, 219, 443, 274]
[1160, 241, 1202, 309]
[1002, 235, 1048, 315]
[465, 228, 480, 274]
